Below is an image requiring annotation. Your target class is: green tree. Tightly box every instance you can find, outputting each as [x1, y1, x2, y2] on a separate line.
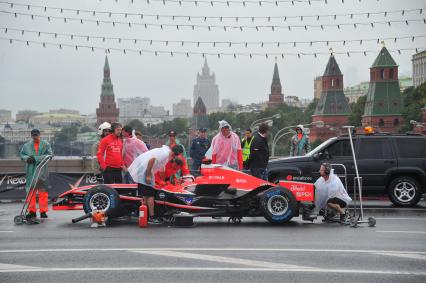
[79, 125, 94, 133]
[126, 119, 146, 133]
[348, 96, 366, 127]
[303, 98, 318, 119]
[53, 124, 79, 142]
[401, 83, 426, 132]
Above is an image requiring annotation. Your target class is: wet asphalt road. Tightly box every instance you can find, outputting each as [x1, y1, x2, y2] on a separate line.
[0, 201, 425, 283]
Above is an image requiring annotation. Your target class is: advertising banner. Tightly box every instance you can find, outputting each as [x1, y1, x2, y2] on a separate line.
[0, 173, 99, 200]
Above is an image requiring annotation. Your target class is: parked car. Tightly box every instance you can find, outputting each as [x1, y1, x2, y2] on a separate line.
[267, 132, 426, 207]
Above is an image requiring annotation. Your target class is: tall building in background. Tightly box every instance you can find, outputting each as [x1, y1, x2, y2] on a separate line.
[15, 110, 39, 122]
[267, 63, 284, 107]
[118, 97, 151, 121]
[311, 53, 350, 141]
[313, 76, 322, 100]
[362, 46, 403, 133]
[0, 110, 12, 123]
[173, 99, 192, 118]
[193, 59, 219, 113]
[96, 56, 119, 126]
[192, 97, 209, 130]
[412, 50, 426, 87]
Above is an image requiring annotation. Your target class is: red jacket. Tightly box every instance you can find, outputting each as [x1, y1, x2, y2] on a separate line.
[97, 134, 123, 170]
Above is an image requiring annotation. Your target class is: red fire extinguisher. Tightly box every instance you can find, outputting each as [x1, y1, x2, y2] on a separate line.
[139, 204, 148, 228]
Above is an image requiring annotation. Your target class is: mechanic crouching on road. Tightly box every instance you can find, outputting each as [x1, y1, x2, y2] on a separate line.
[314, 163, 352, 223]
[19, 129, 53, 220]
[128, 145, 181, 224]
[97, 122, 125, 184]
[155, 155, 190, 187]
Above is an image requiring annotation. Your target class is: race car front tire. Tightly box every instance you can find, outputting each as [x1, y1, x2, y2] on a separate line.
[83, 185, 121, 218]
[259, 187, 297, 224]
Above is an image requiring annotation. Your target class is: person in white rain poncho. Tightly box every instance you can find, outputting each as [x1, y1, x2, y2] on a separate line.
[128, 145, 178, 224]
[314, 163, 352, 223]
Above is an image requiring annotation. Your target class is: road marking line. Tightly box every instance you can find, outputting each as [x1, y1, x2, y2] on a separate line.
[374, 253, 426, 261]
[376, 231, 426, 234]
[132, 250, 306, 269]
[0, 231, 13, 233]
[0, 267, 425, 275]
[0, 263, 36, 270]
[375, 218, 426, 221]
[1, 248, 426, 255]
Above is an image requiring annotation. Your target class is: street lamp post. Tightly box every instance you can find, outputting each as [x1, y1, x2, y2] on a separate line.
[271, 131, 294, 158]
[271, 121, 324, 157]
[250, 114, 281, 130]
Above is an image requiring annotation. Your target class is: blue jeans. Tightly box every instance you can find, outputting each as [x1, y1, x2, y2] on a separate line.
[250, 168, 268, 180]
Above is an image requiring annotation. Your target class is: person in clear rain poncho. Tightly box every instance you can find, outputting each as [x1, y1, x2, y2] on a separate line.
[314, 163, 352, 223]
[210, 120, 243, 170]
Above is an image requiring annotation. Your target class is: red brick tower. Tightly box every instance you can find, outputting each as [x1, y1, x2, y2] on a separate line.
[268, 63, 284, 107]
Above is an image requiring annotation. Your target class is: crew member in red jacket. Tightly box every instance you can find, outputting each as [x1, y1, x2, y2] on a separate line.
[155, 155, 190, 187]
[97, 122, 125, 184]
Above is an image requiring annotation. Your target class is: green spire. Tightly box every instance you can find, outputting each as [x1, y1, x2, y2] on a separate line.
[101, 56, 114, 96]
[104, 55, 110, 71]
[271, 63, 281, 87]
[323, 54, 342, 77]
[371, 46, 397, 68]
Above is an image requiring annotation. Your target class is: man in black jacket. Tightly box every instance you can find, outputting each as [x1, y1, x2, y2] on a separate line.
[248, 123, 270, 180]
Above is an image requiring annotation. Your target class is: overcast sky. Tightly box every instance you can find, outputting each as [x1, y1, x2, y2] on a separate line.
[1, 0, 425, 116]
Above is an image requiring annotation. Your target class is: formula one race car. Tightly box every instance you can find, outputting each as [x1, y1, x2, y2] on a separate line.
[53, 164, 316, 224]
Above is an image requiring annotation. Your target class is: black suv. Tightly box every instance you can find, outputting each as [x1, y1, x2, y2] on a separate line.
[267, 133, 426, 207]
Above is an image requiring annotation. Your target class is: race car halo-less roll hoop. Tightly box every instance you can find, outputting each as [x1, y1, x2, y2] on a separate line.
[343, 126, 376, 228]
[14, 155, 53, 225]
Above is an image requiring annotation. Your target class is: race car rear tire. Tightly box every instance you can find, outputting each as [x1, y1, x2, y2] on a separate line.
[83, 185, 121, 218]
[259, 187, 297, 224]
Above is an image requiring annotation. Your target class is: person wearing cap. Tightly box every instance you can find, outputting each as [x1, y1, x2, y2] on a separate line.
[19, 129, 53, 220]
[97, 122, 125, 184]
[241, 129, 254, 170]
[211, 120, 243, 170]
[314, 163, 352, 223]
[189, 128, 210, 172]
[166, 130, 187, 159]
[290, 124, 311, 157]
[92, 122, 111, 183]
[122, 125, 149, 183]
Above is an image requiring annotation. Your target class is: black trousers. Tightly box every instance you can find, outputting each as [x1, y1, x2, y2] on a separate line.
[103, 167, 123, 184]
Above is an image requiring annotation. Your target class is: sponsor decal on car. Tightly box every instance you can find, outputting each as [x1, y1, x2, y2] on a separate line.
[176, 196, 200, 205]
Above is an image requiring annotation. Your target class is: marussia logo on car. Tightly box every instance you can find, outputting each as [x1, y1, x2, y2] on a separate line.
[176, 196, 200, 205]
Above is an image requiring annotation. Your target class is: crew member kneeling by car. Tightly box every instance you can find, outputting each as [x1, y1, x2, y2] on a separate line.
[128, 145, 180, 224]
[155, 156, 189, 186]
[314, 163, 352, 223]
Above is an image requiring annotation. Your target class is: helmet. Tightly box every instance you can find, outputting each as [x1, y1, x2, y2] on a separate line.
[98, 122, 111, 135]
